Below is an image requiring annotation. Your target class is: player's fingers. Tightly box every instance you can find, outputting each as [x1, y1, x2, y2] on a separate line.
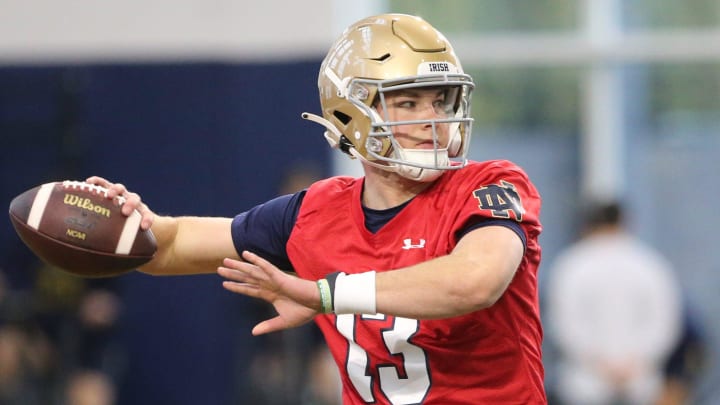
[85, 176, 112, 188]
[221, 280, 257, 293]
[218, 264, 271, 290]
[251, 317, 287, 336]
[85, 177, 132, 203]
[222, 281, 271, 301]
[123, 192, 156, 229]
[83, 178, 141, 215]
[121, 192, 139, 214]
[223, 257, 271, 283]
[241, 251, 282, 278]
[138, 206, 155, 230]
[217, 265, 254, 284]
[116, 192, 155, 230]
[105, 183, 128, 200]
[223, 281, 277, 303]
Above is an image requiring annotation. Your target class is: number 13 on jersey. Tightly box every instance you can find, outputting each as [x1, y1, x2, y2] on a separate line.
[337, 313, 431, 404]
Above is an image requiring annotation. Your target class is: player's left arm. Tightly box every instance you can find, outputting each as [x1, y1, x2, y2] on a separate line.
[374, 224, 523, 319]
[218, 224, 523, 334]
[375, 165, 535, 319]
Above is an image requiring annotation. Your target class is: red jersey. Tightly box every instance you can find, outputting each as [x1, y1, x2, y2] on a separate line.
[286, 160, 545, 404]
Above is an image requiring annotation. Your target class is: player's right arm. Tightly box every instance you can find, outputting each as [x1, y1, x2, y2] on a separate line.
[86, 176, 238, 275]
[141, 215, 237, 275]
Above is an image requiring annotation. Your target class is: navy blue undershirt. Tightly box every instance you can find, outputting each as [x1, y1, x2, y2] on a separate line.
[231, 190, 526, 271]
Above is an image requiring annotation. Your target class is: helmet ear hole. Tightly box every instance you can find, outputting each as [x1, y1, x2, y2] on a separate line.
[333, 110, 352, 125]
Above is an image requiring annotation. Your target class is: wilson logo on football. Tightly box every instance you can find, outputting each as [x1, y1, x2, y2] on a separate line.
[63, 194, 112, 218]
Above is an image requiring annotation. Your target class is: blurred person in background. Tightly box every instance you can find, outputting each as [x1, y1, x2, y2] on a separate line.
[0, 267, 61, 405]
[301, 345, 342, 405]
[63, 369, 116, 405]
[546, 200, 683, 405]
[67, 287, 126, 384]
[0, 324, 42, 404]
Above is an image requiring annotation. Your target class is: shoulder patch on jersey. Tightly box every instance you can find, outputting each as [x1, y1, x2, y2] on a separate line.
[472, 180, 525, 221]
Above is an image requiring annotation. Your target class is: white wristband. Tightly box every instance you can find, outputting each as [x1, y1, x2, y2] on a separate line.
[333, 271, 377, 315]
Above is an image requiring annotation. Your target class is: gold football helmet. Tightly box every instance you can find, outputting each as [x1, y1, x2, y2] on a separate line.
[302, 14, 475, 182]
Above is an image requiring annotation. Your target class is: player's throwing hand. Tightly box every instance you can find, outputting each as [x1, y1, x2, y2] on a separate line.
[218, 250, 318, 335]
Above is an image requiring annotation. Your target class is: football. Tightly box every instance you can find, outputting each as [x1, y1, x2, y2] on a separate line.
[8, 180, 157, 277]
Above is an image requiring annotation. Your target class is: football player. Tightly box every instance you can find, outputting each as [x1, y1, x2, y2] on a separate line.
[89, 14, 546, 404]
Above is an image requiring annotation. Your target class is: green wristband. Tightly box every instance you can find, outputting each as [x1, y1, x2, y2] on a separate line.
[317, 278, 333, 314]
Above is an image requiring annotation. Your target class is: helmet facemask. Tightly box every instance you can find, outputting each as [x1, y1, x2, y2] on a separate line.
[350, 75, 474, 182]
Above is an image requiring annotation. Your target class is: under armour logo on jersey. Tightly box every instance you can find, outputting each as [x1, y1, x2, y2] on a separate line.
[402, 238, 426, 250]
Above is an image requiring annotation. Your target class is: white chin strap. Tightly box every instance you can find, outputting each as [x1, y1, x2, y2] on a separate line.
[393, 148, 449, 182]
[447, 129, 462, 157]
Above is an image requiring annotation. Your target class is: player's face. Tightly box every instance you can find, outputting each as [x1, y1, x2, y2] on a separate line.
[376, 87, 453, 150]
